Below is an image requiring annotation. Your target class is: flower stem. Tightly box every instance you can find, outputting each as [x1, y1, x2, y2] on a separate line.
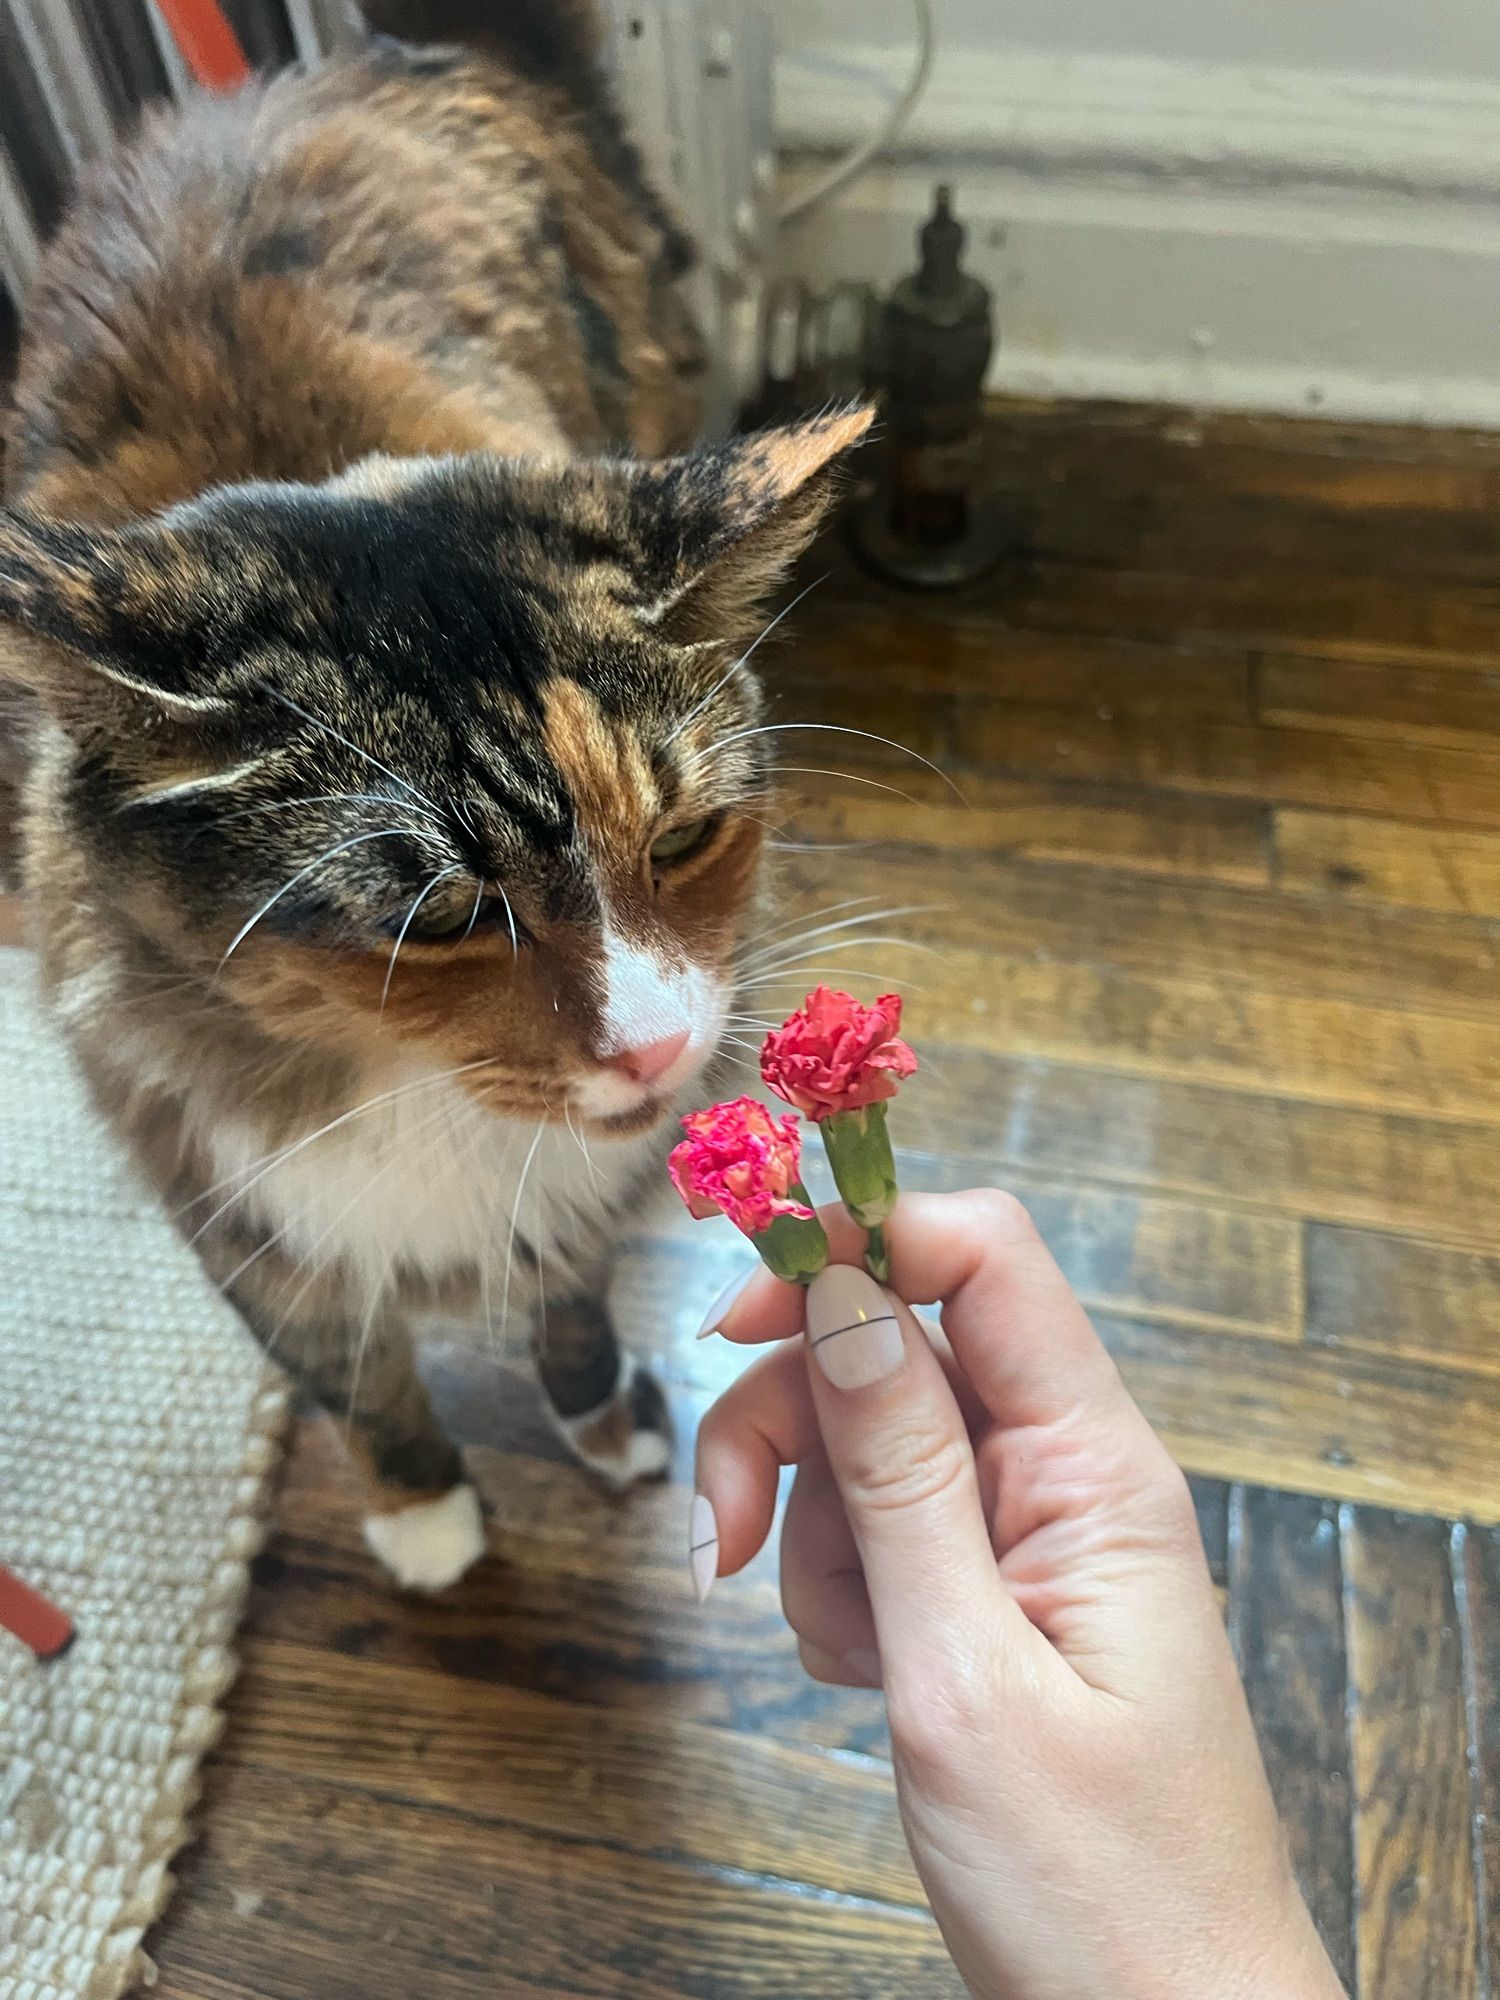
[864, 1222, 891, 1284]
[755, 1185, 831, 1284]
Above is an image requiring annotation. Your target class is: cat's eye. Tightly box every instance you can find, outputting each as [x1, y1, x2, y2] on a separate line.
[649, 818, 716, 869]
[407, 894, 524, 945]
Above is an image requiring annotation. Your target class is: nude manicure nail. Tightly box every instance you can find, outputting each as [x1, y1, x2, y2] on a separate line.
[695, 1268, 753, 1339]
[689, 1493, 719, 1603]
[805, 1265, 906, 1390]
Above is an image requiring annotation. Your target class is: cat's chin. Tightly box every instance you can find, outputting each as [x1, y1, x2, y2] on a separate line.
[582, 1097, 678, 1141]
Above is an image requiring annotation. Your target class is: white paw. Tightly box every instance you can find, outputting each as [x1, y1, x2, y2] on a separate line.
[552, 1355, 673, 1492]
[362, 1483, 486, 1592]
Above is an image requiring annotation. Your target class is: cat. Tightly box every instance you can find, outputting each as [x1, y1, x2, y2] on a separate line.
[0, 1, 870, 1591]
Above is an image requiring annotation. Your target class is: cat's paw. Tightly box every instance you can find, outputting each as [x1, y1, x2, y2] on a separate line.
[552, 1354, 674, 1490]
[362, 1482, 486, 1591]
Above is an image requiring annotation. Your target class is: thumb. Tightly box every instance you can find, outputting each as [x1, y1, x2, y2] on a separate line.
[802, 1262, 1043, 1694]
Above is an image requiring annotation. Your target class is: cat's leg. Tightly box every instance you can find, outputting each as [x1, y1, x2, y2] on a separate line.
[535, 1286, 674, 1490]
[221, 1248, 485, 1591]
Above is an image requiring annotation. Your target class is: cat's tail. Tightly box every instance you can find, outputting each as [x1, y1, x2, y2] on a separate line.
[358, 0, 607, 108]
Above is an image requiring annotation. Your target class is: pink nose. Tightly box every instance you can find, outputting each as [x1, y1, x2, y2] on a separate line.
[606, 1029, 691, 1087]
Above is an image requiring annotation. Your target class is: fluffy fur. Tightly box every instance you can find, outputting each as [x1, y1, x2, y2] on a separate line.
[0, 4, 869, 1584]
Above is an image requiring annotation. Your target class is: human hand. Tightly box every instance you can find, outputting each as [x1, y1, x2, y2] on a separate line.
[693, 1191, 1345, 2000]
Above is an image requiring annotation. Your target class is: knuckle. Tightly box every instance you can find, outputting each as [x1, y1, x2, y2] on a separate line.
[843, 1423, 973, 1519]
[886, 1656, 997, 1790]
[963, 1186, 1037, 1244]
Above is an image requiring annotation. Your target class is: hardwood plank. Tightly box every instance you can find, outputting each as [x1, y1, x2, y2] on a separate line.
[1005, 483, 1500, 591]
[886, 1048, 1500, 1251]
[1189, 1475, 1230, 1588]
[959, 702, 1500, 825]
[788, 611, 1253, 716]
[1457, 1522, 1500, 1975]
[1305, 1227, 1500, 1379]
[252, 1418, 893, 1761]
[149, 1768, 961, 2000]
[1274, 809, 1500, 918]
[616, 1162, 1301, 1366]
[1344, 1511, 1481, 2000]
[997, 558, 1500, 670]
[1229, 1491, 1355, 1992]
[777, 844, 1500, 1017]
[906, 947, 1500, 1125]
[1260, 654, 1500, 751]
[224, 1640, 922, 1909]
[782, 772, 1272, 887]
[770, 660, 957, 767]
[1095, 1316, 1500, 1523]
[938, 1167, 1301, 1340]
[974, 396, 1500, 470]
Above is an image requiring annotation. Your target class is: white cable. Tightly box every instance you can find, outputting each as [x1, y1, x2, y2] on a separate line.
[776, 0, 935, 226]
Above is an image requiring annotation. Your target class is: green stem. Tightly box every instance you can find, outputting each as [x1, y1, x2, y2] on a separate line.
[864, 1222, 891, 1283]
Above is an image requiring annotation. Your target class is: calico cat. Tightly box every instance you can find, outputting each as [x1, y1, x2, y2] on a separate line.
[0, 2, 870, 1590]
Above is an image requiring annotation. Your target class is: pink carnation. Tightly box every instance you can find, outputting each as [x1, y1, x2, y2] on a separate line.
[668, 1097, 814, 1237]
[760, 986, 918, 1122]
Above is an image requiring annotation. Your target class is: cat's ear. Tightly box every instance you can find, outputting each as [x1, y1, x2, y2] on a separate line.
[0, 511, 232, 726]
[630, 406, 875, 643]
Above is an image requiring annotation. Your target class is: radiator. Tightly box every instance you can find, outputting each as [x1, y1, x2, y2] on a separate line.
[0, 0, 774, 417]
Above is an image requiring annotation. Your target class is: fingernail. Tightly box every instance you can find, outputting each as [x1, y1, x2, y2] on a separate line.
[806, 1265, 905, 1390]
[689, 1493, 719, 1603]
[695, 1268, 753, 1340]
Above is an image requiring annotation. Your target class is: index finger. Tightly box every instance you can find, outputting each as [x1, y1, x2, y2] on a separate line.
[700, 1201, 873, 1345]
[882, 1188, 1140, 1433]
[707, 1186, 1138, 1435]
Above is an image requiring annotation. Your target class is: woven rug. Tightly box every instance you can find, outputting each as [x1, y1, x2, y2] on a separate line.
[0, 946, 287, 2000]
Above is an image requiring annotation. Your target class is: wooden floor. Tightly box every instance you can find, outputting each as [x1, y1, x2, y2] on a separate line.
[44, 398, 1500, 1993]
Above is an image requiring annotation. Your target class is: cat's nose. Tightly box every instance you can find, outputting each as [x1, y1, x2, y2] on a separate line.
[606, 1029, 691, 1087]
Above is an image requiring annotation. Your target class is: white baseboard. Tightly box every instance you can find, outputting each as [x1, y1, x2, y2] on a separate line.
[775, 44, 1500, 428]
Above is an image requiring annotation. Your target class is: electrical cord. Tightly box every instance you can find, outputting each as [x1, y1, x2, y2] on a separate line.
[777, 0, 934, 226]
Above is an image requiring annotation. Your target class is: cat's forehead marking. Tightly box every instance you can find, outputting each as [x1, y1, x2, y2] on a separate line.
[540, 677, 655, 865]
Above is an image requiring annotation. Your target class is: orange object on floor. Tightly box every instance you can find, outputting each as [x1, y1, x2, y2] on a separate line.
[0, 1562, 74, 1659]
[152, 0, 252, 93]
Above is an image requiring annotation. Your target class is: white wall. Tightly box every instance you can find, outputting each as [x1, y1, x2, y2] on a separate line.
[772, 0, 1500, 425]
[780, 0, 1500, 80]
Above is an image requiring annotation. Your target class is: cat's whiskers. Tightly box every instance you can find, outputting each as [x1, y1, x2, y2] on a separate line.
[736, 944, 936, 992]
[737, 951, 932, 991]
[216, 1076, 452, 1325]
[262, 688, 445, 823]
[479, 1116, 532, 1353]
[563, 1099, 602, 1194]
[382, 864, 464, 1016]
[205, 789, 447, 832]
[767, 835, 861, 853]
[182, 1055, 505, 1235]
[344, 1272, 393, 1433]
[687, 720, 966, 801]
[737, 904, 941, 975]
[767, 763, 923, 806]
[664, 572, 829, 749]
[496, 885, 521, 958]
[501, 1119, 547, 1351]
[220, 826, 425, 966]
[743, 893, 889, 957]
[345, 1083, 496, 1420]
[252, 1086, 480, 1370]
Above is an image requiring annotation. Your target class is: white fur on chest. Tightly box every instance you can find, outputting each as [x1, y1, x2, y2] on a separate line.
[207, 1073, 657, 1301]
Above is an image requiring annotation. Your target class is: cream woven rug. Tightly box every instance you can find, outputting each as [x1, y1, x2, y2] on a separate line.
[0, 946, 287, 2000]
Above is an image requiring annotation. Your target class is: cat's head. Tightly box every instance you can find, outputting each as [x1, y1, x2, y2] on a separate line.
[1, 408, 871, 1134]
